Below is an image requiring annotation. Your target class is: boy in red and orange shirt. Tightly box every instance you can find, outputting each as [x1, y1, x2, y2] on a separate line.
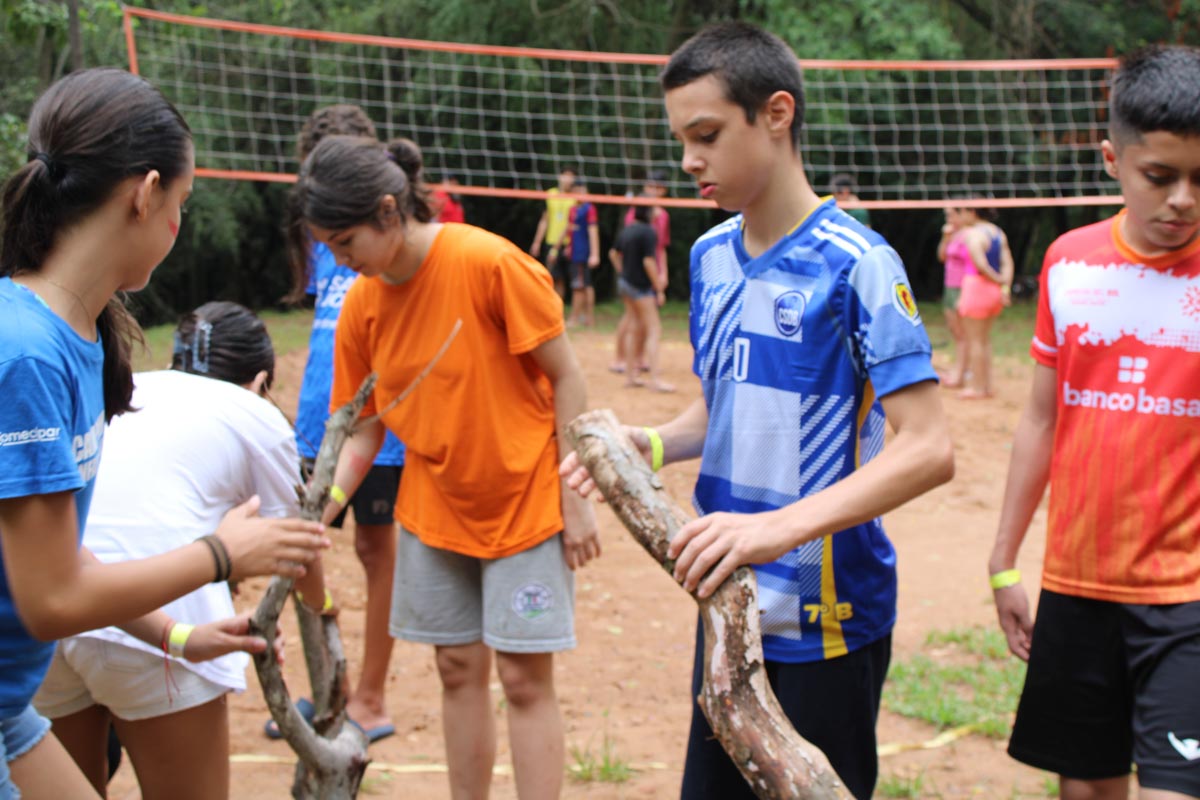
[990, 45, 1200, 799]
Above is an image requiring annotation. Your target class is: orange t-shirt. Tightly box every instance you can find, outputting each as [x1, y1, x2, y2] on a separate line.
[332, 223, 566, 558]
[1032, 212, 1200, 604]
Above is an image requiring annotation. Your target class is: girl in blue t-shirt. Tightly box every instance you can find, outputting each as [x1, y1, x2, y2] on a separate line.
[0, 69, 328, 799]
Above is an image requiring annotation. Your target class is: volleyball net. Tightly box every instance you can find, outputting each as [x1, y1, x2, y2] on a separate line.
[123, 7, 1121, 209]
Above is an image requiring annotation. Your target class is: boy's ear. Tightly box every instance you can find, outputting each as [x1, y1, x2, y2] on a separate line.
[1100, 140, 1120, 180]
[762, 90, 796, 139]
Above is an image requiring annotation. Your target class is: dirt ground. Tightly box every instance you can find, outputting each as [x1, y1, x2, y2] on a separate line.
[107, 324, 1060, 799]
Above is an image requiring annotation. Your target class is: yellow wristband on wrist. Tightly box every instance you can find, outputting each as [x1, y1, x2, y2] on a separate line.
[168, 622, 195, 659]
[296, 588, 334, 613]
[642, 427, 664, 472]
[329, 485, 348, 506]
[989, 569, 1021, 590]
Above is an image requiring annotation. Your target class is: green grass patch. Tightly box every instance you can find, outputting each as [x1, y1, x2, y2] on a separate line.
[878, 771, 936, 798]
[883, 626, 1025, 739]
[568, 712, 632, 784]
[133, 308, 315, 372]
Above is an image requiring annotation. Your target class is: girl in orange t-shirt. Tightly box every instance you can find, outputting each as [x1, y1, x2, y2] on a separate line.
[289, 134, 599, 799]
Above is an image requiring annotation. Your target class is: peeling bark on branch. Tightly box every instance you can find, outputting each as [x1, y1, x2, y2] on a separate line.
[567, 409, 852, 800]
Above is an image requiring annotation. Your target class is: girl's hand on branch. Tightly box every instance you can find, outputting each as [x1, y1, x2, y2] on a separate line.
[214, 496, 329, 582]
[558, 425, 654, 501]
[183, 612, 287, 665]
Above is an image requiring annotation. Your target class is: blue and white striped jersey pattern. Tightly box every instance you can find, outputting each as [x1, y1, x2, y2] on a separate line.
[689, 198, 937, 663]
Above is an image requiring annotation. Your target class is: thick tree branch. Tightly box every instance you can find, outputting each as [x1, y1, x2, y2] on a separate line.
[567, 409, 851, 800]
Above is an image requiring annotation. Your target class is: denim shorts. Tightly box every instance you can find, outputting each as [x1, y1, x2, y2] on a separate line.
[617, 277, 656, 301]
[0, 704, 53, 799]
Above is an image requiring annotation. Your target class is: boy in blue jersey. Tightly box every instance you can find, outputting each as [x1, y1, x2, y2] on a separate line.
[562, 21, 953, 800]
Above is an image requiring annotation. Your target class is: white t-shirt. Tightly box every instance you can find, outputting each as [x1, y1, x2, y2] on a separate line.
[77, 370, 302, 691]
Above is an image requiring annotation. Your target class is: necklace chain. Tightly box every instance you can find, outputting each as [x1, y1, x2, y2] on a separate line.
[28, 273, 93, 326]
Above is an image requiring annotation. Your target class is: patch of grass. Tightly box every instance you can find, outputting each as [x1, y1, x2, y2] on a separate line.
[1041, 775, 1060, 796]
[133, 308, 315, 372]
[883, 625, 1025, 739]
[569, 713, 632, 784]
[878, 771, 936, 798]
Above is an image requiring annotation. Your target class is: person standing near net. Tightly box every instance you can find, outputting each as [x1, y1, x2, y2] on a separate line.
[284, 103, 405, 744]
[290, 134, 600, 800]
[610, 204, 672, 392]
[938, 206, 970, 387]
[562, 22, 953, 799]
[566, 180, 600, 328]
[612, 171, 672, 376]
[831, 173, 871, 228]
[0, 67, 328, 799]
[33, 302, 331, 799]
[528, 166, 577, 301]
[955, 204, 1014, 399]
[989, 45, 1200, 800]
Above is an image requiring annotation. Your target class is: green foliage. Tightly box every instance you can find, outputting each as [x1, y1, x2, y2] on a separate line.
[569, 712, 632, 784]
[883, 626, 1025, 739]
[3, 0, 1199, 320]
[878, 771, 936, 799]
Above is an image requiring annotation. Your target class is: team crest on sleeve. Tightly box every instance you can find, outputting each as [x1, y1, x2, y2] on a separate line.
[774, 291, 806, 337]
[891, 279, 921, 325]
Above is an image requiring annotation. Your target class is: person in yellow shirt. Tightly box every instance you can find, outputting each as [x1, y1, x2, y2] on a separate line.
[528, 166, 577, 300]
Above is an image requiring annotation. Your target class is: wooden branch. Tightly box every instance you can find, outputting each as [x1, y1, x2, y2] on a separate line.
[566, 410, 852, 800]
[251, 375, 377, 799]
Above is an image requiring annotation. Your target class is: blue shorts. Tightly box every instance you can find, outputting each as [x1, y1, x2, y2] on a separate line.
[0, 704, 52, 799]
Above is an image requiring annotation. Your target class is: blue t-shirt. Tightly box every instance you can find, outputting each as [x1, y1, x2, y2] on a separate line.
[0, 278, 105, 715]
[689, 199, 937, 664]
[295, 243, 404, 465]
[569, 203, 596, 264]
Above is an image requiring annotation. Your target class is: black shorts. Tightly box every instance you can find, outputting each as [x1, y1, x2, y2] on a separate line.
[540, 244, 569, 283]
[304, 460, 401, 528]
[680, 618, 891, 800]
[569, 260, 592, 290]
[1009, 589, 1200, 795]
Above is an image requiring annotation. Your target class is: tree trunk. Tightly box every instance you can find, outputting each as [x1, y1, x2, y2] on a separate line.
[566, 409, 852, 800]
[250, 376, 376, 799]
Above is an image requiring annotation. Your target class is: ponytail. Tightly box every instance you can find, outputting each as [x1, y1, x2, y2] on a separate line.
[96, 300, 144, 421]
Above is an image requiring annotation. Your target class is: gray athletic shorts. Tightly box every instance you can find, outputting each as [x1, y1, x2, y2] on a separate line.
[390, 527, 575, 654]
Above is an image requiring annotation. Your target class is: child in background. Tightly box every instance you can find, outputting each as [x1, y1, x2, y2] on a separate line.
[528, 166, 577, 301]
[955, 205, 1014, 399]
[0, 67, 326, 799]
[566, 181, 600, 327]
[563, 22, 952, 799]
[431, 174, 465, 224]
[610, 204, 672, 392]
[35, 302, 329, 799]
[612, 171, 672, 375]
[291, 134, 599, 800]
[284, 103, 404, 743]
[937, 206, 969, 387]
[989, 45, 1200, 800]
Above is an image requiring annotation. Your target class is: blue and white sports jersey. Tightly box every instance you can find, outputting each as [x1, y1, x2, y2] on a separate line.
[295, 242, 405, 465]
[689, 199, 937, 664]
[0, 278, 105, 714]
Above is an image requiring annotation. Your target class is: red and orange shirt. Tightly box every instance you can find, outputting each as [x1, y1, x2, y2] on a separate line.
[1032, 212, 1200, 604]
[332, 223, 565, 559]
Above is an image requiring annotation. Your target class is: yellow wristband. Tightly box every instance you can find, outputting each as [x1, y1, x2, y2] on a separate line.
[642, 427, 664, 472]
[168, 622, 195, 659]
[989, 569, 1021, 590]
[329, 485, 348, 506]
[296, 588, 334, 613]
